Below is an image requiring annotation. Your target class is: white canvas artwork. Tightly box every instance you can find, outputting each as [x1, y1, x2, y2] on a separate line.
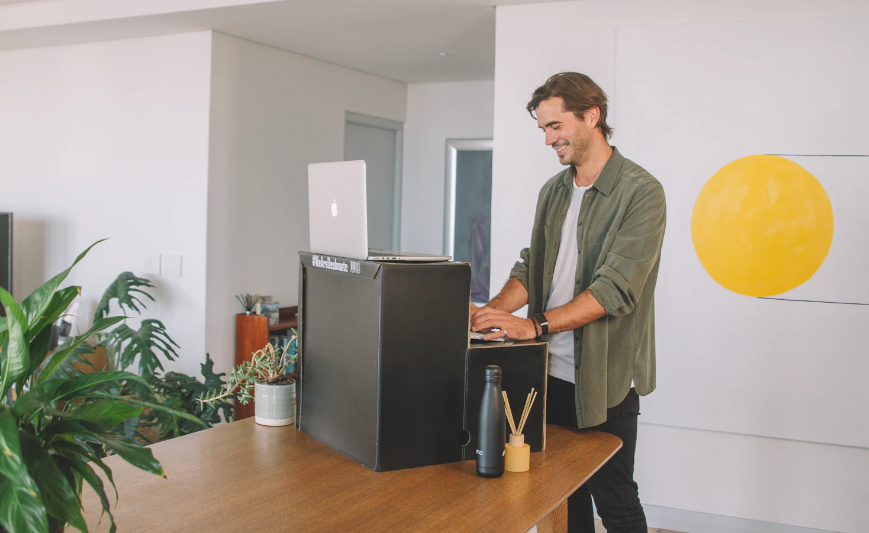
[615, 14, 869, 448]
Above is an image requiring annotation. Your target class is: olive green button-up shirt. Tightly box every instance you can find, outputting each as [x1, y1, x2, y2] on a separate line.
[509, 147, 666, 428]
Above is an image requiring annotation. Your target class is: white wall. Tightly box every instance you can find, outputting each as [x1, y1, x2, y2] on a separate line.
[0, 32, 213, 377]
[495, 1, 869, 532]
[401, 81, 494, 254]
[205, 33, 407, 375]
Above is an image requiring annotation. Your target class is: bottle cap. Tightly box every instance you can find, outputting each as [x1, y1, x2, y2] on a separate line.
[484, 365, 502, 382]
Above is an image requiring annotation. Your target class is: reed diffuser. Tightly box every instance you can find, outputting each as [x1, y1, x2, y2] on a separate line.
[502, 388, 538, 472]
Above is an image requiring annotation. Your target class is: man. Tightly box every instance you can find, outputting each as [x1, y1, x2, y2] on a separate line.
[470, 72, 666, 533]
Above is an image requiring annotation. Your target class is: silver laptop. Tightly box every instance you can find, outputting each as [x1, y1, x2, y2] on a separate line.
[308, 160, 451, 262]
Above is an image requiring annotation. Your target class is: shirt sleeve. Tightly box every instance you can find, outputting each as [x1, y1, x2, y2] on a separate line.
[509, 247, 531, 293]
[588, 181, 666, 316]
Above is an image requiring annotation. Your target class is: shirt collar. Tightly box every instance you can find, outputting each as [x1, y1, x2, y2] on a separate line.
[560, 146, 624, 197]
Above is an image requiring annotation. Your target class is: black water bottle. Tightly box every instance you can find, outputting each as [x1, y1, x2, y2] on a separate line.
[476, 365, 506, 478]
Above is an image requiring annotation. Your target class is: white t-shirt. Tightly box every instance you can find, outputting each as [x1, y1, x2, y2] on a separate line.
[545, 181, 591, 383]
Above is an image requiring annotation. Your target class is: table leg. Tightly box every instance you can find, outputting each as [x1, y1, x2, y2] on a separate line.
[537, 499, 568, 533]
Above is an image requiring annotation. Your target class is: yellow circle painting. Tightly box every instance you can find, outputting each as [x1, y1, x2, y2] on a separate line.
[691, 155, 834, 297]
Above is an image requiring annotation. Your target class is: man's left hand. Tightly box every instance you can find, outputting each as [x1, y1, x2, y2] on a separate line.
[470, 307, 537, 341]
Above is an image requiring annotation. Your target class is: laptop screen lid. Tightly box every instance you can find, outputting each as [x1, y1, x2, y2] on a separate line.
[308, 160, 369, 260]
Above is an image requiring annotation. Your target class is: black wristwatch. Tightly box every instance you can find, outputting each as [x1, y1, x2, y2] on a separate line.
[532, 313, 549, 336]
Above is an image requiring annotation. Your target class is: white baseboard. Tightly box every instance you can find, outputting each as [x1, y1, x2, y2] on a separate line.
[645, 505, 840, 533]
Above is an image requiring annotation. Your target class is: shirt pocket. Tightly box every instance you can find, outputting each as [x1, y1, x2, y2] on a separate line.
[587, 230, 616, 270]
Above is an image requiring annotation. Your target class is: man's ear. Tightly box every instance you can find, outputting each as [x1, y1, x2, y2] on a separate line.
[586, 106, 600, 129]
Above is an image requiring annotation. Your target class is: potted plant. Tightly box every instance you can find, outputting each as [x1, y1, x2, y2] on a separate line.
[199, 335, 297, 426]
[0, 241, 203, 533]
[52, 271, 235, 443]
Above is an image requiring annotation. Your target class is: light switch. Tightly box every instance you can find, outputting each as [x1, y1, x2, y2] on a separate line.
[162, 254, 182, 278]
[144, 255, 161, 276]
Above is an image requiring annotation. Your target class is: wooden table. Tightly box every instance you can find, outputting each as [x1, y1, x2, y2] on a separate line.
[82, 419, 621, 532]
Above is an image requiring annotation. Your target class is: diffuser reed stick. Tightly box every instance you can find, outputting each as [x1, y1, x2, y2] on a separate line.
[502, 387, 537, 436]
[502, 391, 518, 435]
[517, 389, 537, 435]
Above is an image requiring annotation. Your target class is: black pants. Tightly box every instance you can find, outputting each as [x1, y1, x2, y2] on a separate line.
[546, 376, 648, 533]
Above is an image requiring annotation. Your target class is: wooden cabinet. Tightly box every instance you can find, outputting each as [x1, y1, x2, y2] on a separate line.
[234, 306, 298, 420]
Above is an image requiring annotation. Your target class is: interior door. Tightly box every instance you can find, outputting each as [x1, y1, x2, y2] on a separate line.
[344, 117, 401, 251]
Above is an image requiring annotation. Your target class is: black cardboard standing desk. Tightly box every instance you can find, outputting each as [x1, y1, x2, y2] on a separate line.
[297, 253, 472, 471]
[297, 254, 552, 471]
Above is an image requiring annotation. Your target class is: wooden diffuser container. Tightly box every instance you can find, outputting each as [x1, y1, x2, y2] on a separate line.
[502, 388, 537, 473]
[505, 434, 531, 472]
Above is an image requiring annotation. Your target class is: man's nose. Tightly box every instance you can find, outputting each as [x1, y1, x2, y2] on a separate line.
[545, 131, 557, 146]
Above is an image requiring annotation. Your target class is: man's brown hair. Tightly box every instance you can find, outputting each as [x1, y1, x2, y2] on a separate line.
[526, 72, 613, 140]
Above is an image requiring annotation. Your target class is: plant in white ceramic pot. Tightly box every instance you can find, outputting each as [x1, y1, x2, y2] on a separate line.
[199, 333, 297, 426]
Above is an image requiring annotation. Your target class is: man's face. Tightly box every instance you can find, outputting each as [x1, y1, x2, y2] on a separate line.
[535, 97, 594, 167]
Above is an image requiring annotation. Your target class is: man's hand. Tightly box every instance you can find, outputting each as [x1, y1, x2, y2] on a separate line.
[470, 307, 537, 341]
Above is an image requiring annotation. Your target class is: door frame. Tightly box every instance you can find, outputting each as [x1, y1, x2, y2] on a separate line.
[345, 111, 404, 251]
[443, 138, 493, 257]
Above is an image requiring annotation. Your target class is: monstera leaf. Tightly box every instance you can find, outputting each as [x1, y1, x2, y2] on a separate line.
[108, 320, 179, 377]
[143, 354, 234, 440]
[93, 272, 155, 321]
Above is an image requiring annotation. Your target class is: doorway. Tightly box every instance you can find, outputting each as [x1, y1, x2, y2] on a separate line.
[443, 139, 493, 303]
[343, 111, 403, 251]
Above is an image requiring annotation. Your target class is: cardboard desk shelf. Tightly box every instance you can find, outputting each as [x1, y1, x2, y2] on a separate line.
[297, 252, 548, 472]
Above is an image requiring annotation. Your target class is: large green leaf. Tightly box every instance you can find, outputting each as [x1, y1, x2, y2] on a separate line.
[38, 316, 125, 384]
[79, 424, 165, 478]
[19, 239, 105, 329]
[46, 342, 100, 381]
[14, 372, 148, 418]
[19, 433, 87, 533]
[0, 476, 48, 533]
[45, 420, 92, 441]
[110, 320, 179, 376]
[89, 391, 206, 429]
[0, 406, 48, 533]
[49, 421, 165, 481]
[11, 386, 54, 419]
[0, 287, 31, 397]
[21, 326, 53, 391]
[65, 399, 143, 430]
[0, 406, 28, 481]
[50, 371, 149, 404]
[94, 272, 155, 322]
[60, 458, 116, 533]
[50, 440, 118, 505]
[27, 286, 81, 343]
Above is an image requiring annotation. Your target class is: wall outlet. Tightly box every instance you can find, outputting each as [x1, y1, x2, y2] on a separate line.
[144, 255, 161, 276]
[162, 254, 182, 278]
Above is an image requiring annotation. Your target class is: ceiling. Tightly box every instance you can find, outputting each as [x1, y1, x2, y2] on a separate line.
[0, 0, 561, 83]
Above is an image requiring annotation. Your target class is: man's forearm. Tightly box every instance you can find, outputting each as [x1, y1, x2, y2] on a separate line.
[542, 290, 606, 333]
[485, 277, 529, 313]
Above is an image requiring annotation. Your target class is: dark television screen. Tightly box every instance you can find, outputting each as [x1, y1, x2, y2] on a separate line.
[0, 213, 11, 296]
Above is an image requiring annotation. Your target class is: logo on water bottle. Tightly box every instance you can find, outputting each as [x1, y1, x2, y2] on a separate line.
[475, 449, 483, 456]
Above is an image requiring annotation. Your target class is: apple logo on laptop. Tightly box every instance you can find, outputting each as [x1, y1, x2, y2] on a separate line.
[331, 199, 338, 217]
